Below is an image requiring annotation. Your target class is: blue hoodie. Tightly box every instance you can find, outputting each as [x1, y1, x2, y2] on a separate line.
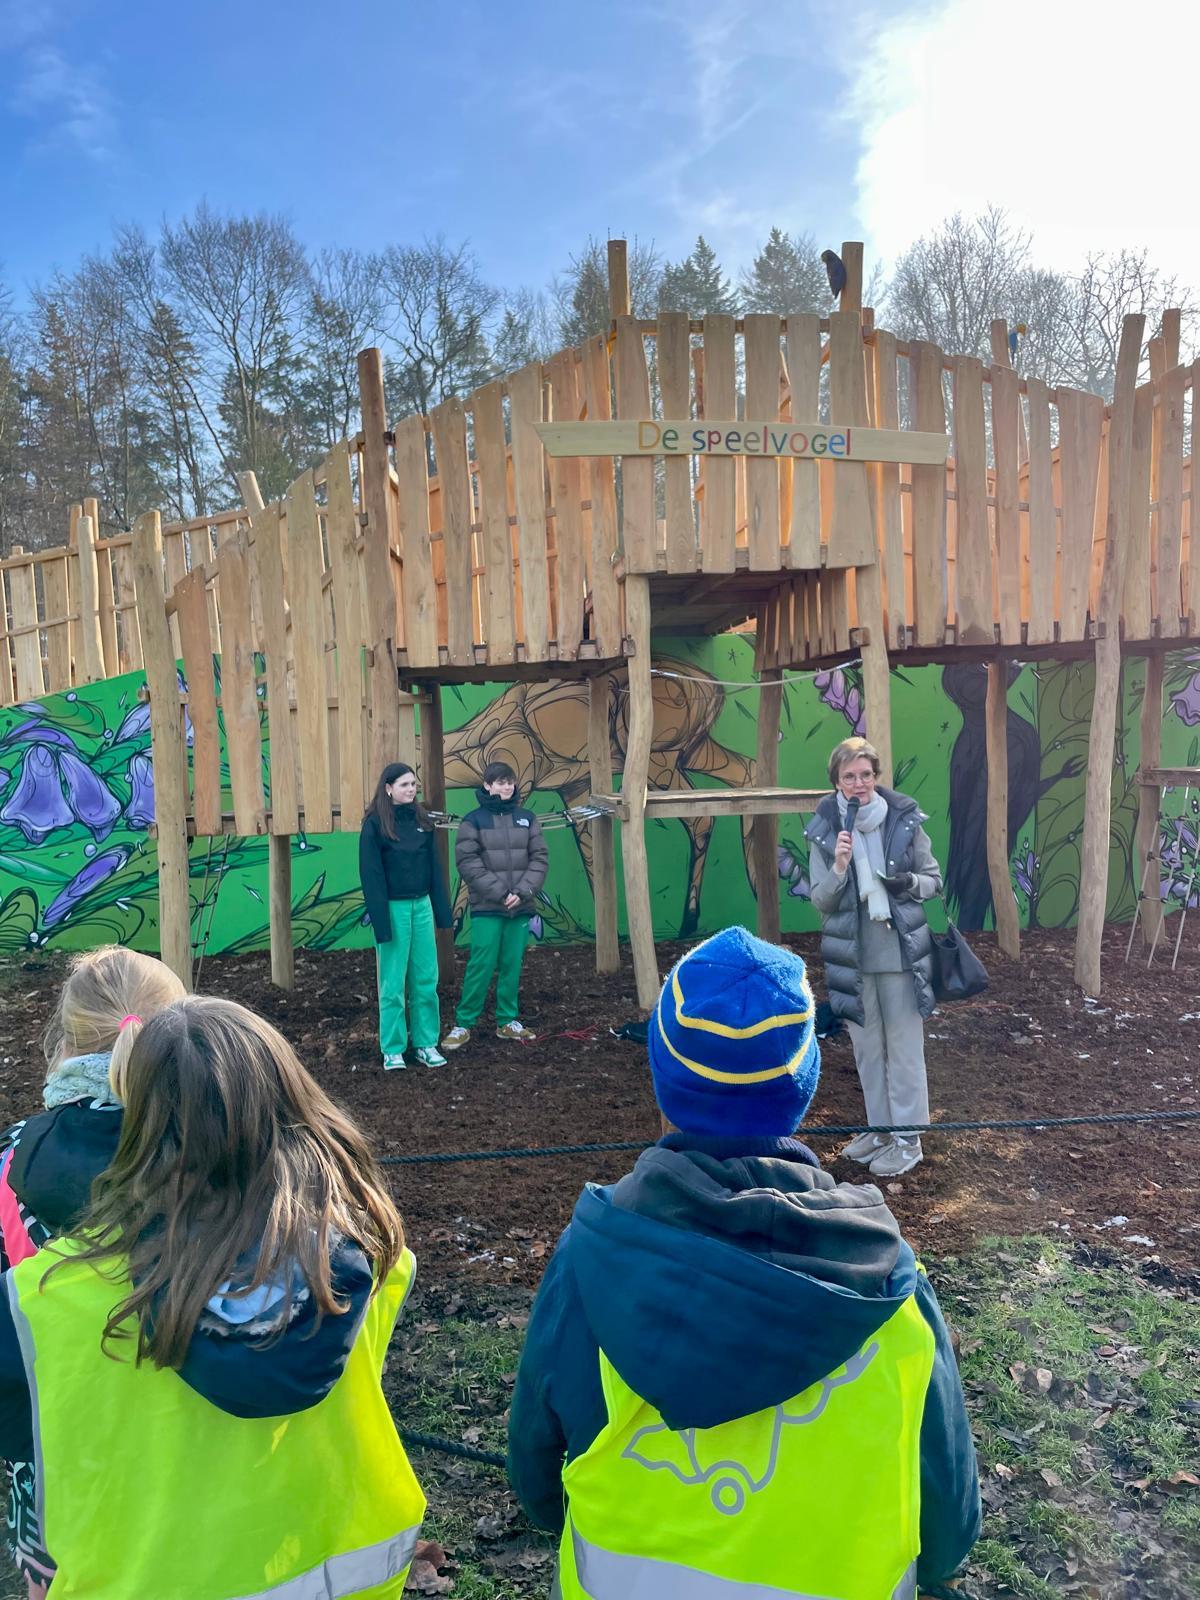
[507, 1134, 980, 1588]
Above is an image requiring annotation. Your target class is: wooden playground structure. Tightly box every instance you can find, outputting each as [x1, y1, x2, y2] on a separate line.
[5, 241, 1198, 1006]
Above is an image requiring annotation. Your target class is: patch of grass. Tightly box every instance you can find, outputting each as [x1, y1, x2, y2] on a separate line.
[392, 1316, 524, 1451]
[973, 1536, 1058, 1600]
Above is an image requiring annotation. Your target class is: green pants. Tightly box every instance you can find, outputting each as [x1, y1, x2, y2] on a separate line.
[376, 897, 441, 1055]
[456, 915, 531, 1028]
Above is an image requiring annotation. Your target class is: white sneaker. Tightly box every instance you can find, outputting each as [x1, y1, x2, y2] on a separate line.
[841, 1131, 889, 1165]
[869, 1138, 924, 1178]
[414, 1046, 447, 1067]
[496, 1021, 537, 1042]
[442, 1026, 471, 1051]
[382, 1053, 407, 1071]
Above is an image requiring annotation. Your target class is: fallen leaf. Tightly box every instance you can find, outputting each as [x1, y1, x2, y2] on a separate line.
[1040, 1468, 1063, 1488]
[405, 1559, 452, 1595]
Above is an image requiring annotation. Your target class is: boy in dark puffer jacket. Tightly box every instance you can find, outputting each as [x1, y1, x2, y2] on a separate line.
[442, 762, 549, 1049]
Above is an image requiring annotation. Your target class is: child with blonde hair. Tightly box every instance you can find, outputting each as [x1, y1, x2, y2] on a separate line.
[0, 946, 185, 1598]
[0, 995, 425, 1598]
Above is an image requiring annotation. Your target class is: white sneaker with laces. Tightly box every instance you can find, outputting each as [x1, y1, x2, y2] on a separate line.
[841, 1131, 888, 1165]
[496, 1021, 537, 1042]
[382, 1053, 407, 1071]
[441, 1026, 471, 1051]
[869, 1138, 924, 1178]
[414, 1046, 447, 1067]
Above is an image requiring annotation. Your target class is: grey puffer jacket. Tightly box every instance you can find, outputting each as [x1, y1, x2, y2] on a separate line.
[804, 787, 942, 1025]
[455, 790, 549, 917]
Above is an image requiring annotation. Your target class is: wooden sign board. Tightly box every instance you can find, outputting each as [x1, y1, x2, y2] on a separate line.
[535, 420, 948, 466]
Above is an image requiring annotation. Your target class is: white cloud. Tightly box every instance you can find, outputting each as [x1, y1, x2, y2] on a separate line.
[10, 45, 117, 162]
[845, 0, 1200, 289]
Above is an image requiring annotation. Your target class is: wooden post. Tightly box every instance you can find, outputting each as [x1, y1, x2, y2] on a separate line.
[269, 833, 294, 990]
[753, 666, 783, 943]
[607, 240, 629, 322]
[131, 511, 192, 989]
[85, 497, 118, 679]
[75, 515, 106, 684]
[838, 242, 863, 315]
[588, 672, 619, 973]
[1134, 653, 1165, 951]
[985, 660, 1020, 957]
[357, 349, 401, 778]
[238, 471, 266, 512]
[1075, 315, 1146, 995]
[419, 680, 455, 974]
[990, 320, 1028, 464]
[621, 576, 659, 1011]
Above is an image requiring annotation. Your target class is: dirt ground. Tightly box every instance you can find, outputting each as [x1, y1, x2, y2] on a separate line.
[1, 925, 1197, 1278]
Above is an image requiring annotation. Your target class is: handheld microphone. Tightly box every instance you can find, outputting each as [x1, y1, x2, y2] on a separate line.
[843, 796, 860, 834]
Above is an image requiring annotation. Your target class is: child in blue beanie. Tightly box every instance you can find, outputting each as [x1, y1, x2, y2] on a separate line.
[508, 926, 979, 1599]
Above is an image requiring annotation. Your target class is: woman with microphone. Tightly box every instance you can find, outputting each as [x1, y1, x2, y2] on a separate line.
[805, 737, 943, 1177]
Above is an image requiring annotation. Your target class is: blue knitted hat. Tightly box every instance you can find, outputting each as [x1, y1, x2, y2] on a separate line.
[648, 926, 820, 1137]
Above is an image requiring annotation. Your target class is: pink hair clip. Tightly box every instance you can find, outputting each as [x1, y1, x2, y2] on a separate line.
[118, 1014, 142, 1032]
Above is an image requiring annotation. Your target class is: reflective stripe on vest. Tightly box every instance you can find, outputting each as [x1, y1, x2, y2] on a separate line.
[567, 1526, 919, 1600]
[558, 1293, 934, 1600]
[10, 1241, 426, 1599]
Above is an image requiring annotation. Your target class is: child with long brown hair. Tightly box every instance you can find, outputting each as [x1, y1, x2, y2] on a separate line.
[0, 946, 185, 1599]
[0, 995, 426, 1598]
[359, 761, 453, 1070]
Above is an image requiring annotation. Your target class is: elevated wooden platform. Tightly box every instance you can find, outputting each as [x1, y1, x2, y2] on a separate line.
[589, 787, 826, 822]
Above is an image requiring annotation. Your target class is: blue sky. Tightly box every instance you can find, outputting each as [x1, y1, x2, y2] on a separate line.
[3, 0, 1198, 302]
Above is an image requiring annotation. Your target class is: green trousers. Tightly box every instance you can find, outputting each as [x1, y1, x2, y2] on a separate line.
[376, 897, 441, 1055]
[456, 915, 531, 1028]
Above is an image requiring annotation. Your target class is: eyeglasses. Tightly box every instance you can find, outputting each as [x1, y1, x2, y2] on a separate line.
[840, 773, 875, 787]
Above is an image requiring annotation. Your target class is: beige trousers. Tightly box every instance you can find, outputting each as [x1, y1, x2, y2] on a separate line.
[846, 972, 930, 1138]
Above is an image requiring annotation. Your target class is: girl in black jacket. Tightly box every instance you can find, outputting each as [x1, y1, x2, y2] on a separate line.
[358, 763, 452, 1070]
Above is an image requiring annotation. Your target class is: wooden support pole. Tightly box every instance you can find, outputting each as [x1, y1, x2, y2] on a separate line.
[621, 576, 659, 1011]
[1134, 653, 1165, 951]
[838, 242, 864, 315]
[985, 661, 1020, 958]
[753, 667, 783, 944]
[131, 511, 192, 989]
[75, 514, 106, 684]
[357, 349, 401, 778]
[607, 240, 630, 321]
[237, 471, 266, 512]
[419, 680, 455, 975]
[588, 672, 620, 973]
[269, 833, 295, 991]
[1075, 315, 1146, 996]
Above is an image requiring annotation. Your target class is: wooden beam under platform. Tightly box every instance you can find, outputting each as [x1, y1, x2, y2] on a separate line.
[589, 787, 826, 823]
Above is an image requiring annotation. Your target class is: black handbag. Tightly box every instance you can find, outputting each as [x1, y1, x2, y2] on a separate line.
[930, 913, 989, 1003]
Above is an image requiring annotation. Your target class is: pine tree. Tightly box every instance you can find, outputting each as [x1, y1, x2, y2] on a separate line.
[740, 229, 828, 315]
[659, 236, 738, 316]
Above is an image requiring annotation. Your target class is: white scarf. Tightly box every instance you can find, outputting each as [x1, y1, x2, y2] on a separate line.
[836, 791, 892, 922]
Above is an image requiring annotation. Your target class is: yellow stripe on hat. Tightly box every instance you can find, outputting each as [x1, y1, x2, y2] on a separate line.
[669, 966, 813, 1040]
[655, 1006, 808, 1084]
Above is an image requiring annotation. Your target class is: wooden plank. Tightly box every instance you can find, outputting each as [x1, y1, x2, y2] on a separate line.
[1134, 655, 1165, 951]
[430, 397, 475, 666]
[130, 512, 191, 987]
[986, 661, 1020, 956]
[753, 668, 783, 943]
[785, 313, 821, 568]
[508, 361, 551, 663]
[873, 329, 904, 637]
[536, 418, 947, 465]
[216, 531, 267, 837]
[112, 543, 142, 671]
[824, 568, 851, 653]
[250, 503, 299, 835]
[951, 357, 991, 644]
[908, 341, 948, 647]
[1057, 388, 1104, 641]
[1121, 383, 1154, 641]
[583, 336, 622, 657]
[1025, 378, 1057, 645]
[74, 515, 107, 684]
[990, 319, 1028, 463]
[175, 568, 222, 836]
[285, 472, 333, 834]
[83, 497, 107, 680]
[548, 350, 586, 656]
[391, 414, 439, 668]
[472, 381, 516, 664]
[1155, 365, 1186, 635]
[588, 672, 619, 973]
[825, 311, 876, 568]
[743, 314, 783, 570]
[0, 571, 13, 705]
[356, 349, 400, 779]
[992, 364, 1022, 644]
[418, 682, 454, 973]
[96, 545, 119, 677]
[621, 574, 659, 1010]
[1190, 360, 1200, 631]
[269, 833, 294, 991]
[699, 315, 737, 573]
[324, 440, 367, 828]
[608, 240, 630, 320]
[162, 528, 187, 656]
[657, 312, 696, 573]
[8, 552, 44, 700]
[613, 318, 657, 572]
[41, 558, 71, 691]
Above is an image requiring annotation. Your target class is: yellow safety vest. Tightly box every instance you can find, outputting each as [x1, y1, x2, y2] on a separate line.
[557, 1293, 935, 1600]
[8, 1238, 426, 1599]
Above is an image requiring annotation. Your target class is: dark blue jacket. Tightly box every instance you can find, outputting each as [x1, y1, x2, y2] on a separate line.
[507, 1134, 980, 1588]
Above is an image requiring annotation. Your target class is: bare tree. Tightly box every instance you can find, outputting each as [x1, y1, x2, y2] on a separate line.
[884, 207, 1039, 359]
[492, 287, 558, 371]
[302, 247, 384, 447]
[380, 239, 499, 419]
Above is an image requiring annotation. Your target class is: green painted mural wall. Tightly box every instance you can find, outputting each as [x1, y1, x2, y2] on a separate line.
[2, 640, 1199, 962]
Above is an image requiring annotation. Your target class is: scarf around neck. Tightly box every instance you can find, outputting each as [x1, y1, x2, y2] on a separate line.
[44, 1051, 119, 1109]
[836, 790, 892, 922]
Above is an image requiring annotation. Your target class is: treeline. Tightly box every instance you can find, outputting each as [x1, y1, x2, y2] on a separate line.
[0, 206, 1191, 553]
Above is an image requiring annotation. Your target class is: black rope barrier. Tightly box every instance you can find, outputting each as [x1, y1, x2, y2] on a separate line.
[380, 1106, 1200, 1166]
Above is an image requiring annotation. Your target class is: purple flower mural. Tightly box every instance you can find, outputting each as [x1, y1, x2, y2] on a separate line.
[1012, 843, 1039, 900]
[125, 753, 155, 829]
[43, 848, 131, 929]
[1170, 671, 1200, 726]
[113, 702, 150, 744]
[814, 668, 867, 736]
[778, 844, 811, 900]
[0, 742, 121, 844]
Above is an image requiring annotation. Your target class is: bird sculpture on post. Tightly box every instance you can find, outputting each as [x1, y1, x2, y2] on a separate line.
[1007, 322, 1027, 365]
[821, 249, 847, 301]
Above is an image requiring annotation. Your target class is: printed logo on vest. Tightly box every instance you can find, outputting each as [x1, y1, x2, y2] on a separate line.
[516, 817, 531, 827]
